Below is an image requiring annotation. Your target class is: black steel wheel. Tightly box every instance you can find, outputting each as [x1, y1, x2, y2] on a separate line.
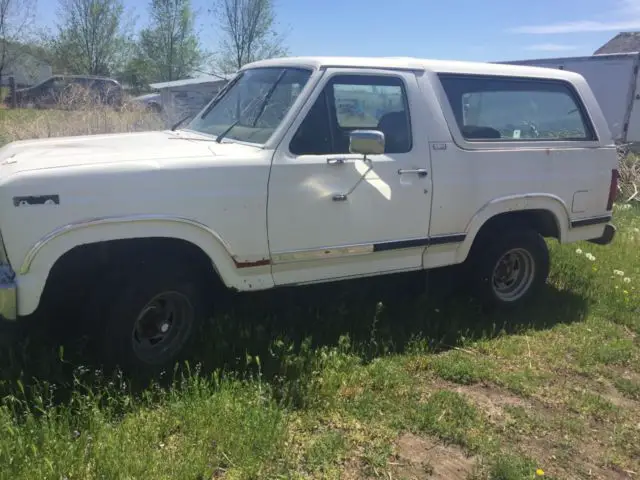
[471, 228, 549, 309]
[87, 261, 207, 375]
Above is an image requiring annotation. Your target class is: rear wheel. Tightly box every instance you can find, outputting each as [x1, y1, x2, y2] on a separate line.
[470, 228, 549, 309]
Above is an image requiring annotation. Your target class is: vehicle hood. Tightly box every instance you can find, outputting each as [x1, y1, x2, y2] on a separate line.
[0, 130, 261, 175]
[132, 93, 160, 102]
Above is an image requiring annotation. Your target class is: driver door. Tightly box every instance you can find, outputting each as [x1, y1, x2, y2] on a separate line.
[267, 69, 433, 285]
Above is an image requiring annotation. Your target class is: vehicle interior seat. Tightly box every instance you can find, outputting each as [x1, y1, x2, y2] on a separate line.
[376, 111, 411, 153]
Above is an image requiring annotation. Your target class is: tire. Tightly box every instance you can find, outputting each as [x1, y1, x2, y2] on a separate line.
[147, 102, 162, 114]
[470, 228, 549, 309]
[86, 262, 208, 376]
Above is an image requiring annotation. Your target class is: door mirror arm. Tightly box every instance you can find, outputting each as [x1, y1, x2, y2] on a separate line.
[331, 130, 383, 201]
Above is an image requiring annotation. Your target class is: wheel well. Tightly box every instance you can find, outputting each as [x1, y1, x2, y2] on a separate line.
[470, 209, 560, 253]
[147, 102, 162, 113]
[38, 237, 220, 315]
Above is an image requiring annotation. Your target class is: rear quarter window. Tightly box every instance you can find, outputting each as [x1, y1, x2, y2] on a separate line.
[438, 74, 597, 142]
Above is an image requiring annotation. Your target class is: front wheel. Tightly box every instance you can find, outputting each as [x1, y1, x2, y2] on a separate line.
[85, 262, 208, 376]
[470, 229, 550, 309]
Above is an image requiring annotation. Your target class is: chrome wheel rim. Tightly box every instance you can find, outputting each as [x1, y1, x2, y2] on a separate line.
[491, 248, 536, 302]
[131, 291, 194, 365]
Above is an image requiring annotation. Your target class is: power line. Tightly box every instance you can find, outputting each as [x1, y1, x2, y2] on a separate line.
[191, 67, 233, 81]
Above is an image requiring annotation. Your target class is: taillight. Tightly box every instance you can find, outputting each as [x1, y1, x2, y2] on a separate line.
[607, 169, 619, 211]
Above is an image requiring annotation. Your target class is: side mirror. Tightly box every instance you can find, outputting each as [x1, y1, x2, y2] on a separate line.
[349, 130, 385, 156]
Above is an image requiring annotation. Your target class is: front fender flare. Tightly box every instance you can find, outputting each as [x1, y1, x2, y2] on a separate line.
[16, 215, 274, 316]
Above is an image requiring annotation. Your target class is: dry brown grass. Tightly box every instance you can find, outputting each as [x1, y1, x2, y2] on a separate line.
[619, 150, 640, 202]
[0, 107, 164, 146]
[0, 89, 164, 147]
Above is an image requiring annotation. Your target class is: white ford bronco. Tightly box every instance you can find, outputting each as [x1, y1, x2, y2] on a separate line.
[0, 56, 618, 372]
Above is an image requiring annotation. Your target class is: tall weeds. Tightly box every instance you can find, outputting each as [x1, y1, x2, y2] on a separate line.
[0, 87, 164, 146]
[619, 150, 640, 203]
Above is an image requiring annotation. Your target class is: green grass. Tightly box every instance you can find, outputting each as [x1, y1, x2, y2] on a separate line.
[613, 376, 640, 400]
[0, 120, 639, 479]
[0, 205, 638, 479]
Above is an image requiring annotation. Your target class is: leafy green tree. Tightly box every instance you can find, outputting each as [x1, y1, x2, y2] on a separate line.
[136, 0, 203, 82]
[53, 0, 133, 76]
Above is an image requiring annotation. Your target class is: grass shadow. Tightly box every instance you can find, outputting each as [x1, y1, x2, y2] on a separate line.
[196, 267, 589, 368]
[0, 267, 589, 408]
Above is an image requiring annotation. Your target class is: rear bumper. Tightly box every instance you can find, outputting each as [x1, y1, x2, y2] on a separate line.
[587, 223, 616, 246]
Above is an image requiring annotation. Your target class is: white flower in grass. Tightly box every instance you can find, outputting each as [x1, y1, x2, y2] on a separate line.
[575, 248, 583, 255]
[624, 277, 632, 284]
[585, 253, 596, 261]
[614, 270, 625, 276]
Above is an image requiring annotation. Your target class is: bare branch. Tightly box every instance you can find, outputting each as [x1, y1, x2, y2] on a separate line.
[0, 0, 37, 84]
[211, 0, 288, 73]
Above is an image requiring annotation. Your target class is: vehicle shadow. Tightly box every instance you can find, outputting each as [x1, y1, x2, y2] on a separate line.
[0, 267, 589, 406]
[195, 267, 589, 371]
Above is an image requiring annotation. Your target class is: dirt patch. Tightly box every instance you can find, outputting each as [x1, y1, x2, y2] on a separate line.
[610, 366, 640, 386]
[451, 382, 527, 422]
[391, 433, 477, 480]
[341, 459, 373, 480]
[599, 379, 638, 409]
[434, 380, 636, 479]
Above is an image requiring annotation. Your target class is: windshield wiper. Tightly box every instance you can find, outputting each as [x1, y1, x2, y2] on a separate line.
[199, 73, 242, 120]
[215, 120, 240, 143]
[251, 69, 288, 128]
[171, 113, 193, 131]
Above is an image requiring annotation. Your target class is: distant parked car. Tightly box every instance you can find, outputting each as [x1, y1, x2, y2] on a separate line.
[131, 92, 163, 113]
[3, 75, 124, 109]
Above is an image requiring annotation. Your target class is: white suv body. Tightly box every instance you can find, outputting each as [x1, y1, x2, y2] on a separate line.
[0, 56, 618, 371]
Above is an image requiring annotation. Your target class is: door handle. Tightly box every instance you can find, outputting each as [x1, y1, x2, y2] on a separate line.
[327, 157, 371, 166]
[327, 157, 347, 165]
[398, 168, 428, 177]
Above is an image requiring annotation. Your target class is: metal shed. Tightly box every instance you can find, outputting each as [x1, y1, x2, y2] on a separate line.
[149, 76, 230, 126]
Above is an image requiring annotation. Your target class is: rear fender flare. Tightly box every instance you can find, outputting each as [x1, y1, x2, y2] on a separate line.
[454, 194, 569, 264]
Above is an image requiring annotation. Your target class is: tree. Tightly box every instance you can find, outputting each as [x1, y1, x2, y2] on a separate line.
[118, 55, 155, 92]
[0, 0, 36, 86]
[136, 0, 203, 83]
[53, 0, 132, 76]
[211, 0, 287, 74]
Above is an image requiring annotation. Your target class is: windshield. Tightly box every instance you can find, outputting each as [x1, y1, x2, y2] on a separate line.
[186, 67, 313, 144]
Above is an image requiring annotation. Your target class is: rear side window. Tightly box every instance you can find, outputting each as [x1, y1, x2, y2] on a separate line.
[438, 74, 596, 142]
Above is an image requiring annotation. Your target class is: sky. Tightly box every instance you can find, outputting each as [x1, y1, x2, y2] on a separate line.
[34, 0, 640, 63]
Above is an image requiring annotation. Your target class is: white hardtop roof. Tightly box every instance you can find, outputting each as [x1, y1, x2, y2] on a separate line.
[243, 56, 585, 81]
[149, 75, 230, 90]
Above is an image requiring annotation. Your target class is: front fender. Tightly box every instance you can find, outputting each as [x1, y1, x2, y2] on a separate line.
[454, 194, 570, 264]
[16, 215, 274, 316]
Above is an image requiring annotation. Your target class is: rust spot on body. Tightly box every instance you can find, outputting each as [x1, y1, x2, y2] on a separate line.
[233, 258, 271, 268]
